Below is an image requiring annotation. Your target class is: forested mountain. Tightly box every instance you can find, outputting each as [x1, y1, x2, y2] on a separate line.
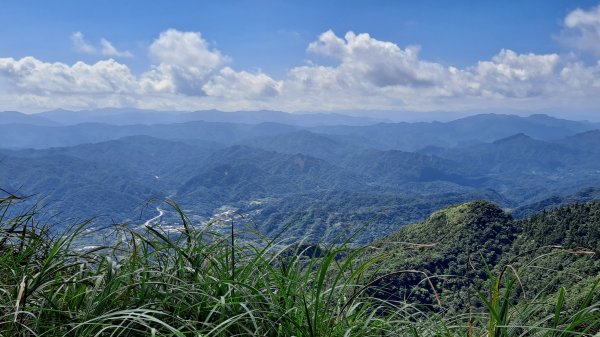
[364, 200, 600, 312]
[0, 151, 163, 222]
[556, 129, 600, 155]
[429, 133, 599, 173]
[512, 187, 600, 218]
[239, 130, 366, 161]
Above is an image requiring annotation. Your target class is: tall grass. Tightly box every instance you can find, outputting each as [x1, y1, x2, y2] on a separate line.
[0, 193, 597, 336]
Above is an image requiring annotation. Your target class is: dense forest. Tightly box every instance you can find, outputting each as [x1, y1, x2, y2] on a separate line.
[364, 201, 599, 315]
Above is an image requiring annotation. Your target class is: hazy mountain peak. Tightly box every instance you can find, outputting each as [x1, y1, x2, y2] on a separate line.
[492, 133, 534, 144]
[528, 113, 554, 120]
[0, 111, 57, 126]
[28, 108, 389, 127]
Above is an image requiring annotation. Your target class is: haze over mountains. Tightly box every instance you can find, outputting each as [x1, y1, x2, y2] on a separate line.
[0, 109, 388, 127]
[1, 109, 599, 242]
[1, 109, 598, 149]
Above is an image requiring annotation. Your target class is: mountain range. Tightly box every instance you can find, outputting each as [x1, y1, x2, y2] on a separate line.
[1, 109, 599, 242]
[1, 109, 598, 150]
[0, 109, 387, 127]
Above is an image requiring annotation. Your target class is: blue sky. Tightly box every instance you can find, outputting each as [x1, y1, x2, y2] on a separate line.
[1, 1, 599, 117]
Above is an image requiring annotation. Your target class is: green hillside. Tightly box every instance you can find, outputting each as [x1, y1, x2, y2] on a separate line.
[364, 201, 600, 316]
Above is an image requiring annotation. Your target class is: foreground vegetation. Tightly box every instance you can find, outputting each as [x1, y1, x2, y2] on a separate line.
[0, 193, 598, 336]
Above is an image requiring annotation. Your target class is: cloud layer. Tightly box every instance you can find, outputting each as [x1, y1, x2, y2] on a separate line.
[1, 6, 600, 115]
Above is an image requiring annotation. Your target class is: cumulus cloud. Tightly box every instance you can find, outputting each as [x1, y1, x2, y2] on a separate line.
[137, 29, 282, 100]
[559, 4, 600, 56]
[467, 49, 560, 98]
[0, 56, 142, 111]
[0, 57, 138, 94]
[292, 32, 552, 100]
[71, 32, 133, 58]
[300, 31, 562, 98]
[306, 30, 444, 88]
[0, 26, 599, 114]
[283, 30, 600, 112]
[0, 29, 283, 111]
[203, 67, 282, 99]
[141, 29, 227, 95]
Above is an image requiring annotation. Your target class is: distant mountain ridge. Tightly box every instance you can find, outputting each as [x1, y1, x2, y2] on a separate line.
[311, 113, 598, 150]
[1, 111, 597, 151]
[1, 108, 388, 127]
[0, 111, 57, 126]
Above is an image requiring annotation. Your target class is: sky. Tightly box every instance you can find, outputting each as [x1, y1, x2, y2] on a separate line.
[0, 0, 600, 119]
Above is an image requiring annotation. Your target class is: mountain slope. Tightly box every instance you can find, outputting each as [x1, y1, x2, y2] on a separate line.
[364, 201, 599, 312]
[422, 132, 600, 203]
[512, 186, 600, 218]
[341, 149, 477, 186]
[175, 146, 361, 214]
[0, 151, 165, 222]
[439, 133, 582, 173]
[240, 130, 363, 160]
[556, 129, 600, 155]
[366, 201, 516, 310]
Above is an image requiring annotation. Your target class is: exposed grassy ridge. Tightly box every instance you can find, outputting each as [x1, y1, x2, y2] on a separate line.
[0, 194, 598, 336]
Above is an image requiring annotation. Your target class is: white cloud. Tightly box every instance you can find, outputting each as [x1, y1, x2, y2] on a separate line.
[305, 30, 445, 88]
[0, 57, 138, 94]
[307, 30, 347, 59]
[100, 39, 133, 58]
[560, 4, 600, 56]
[142, 29, 227, 95]
[0, 29, 282, 111]
[0, 27, 599, 115]
[560, 60, 600, 91]
[71, 32, 133, 58]
[281, 31, 600, 112]
[71, 32, 96, 54]
[0, 56, 142, 111]
[203, 67, 282, 99]
[466, 49, 560, 98]
[299, 31, 562, 98]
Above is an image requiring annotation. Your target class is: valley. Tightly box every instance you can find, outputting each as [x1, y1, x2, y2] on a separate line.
[1, 109, 599, 243]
